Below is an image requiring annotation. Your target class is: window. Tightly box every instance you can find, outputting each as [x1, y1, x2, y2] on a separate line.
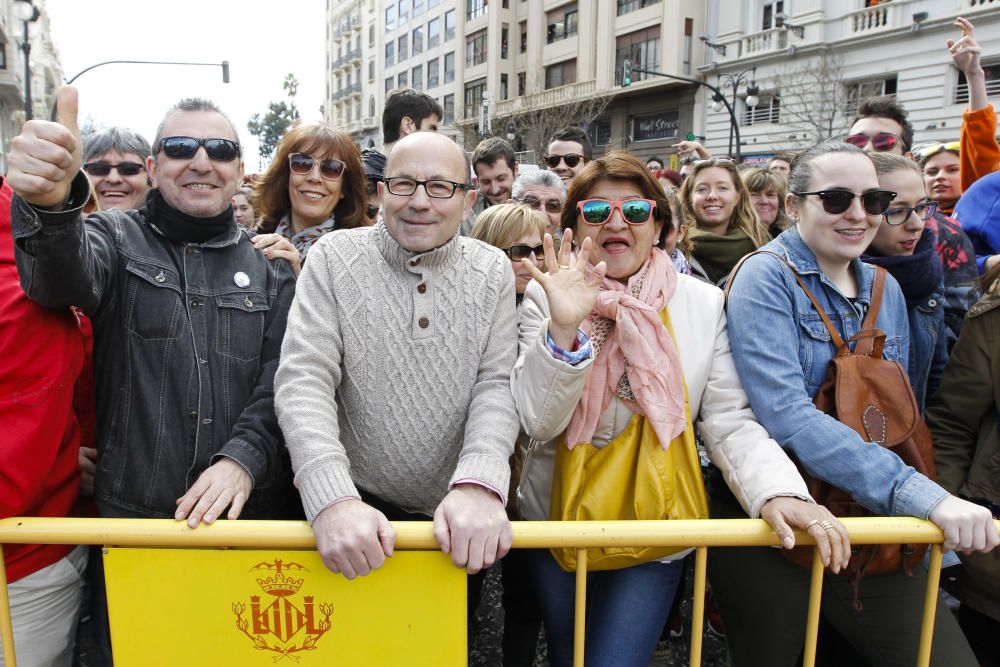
[444, 51, 456, 83]
[545, 60, 577, 89]
[762, 1, 784, 31]
[500, 73, 509, 100]
[428, 58, 440, 88]
[385, 41, 395, 67]
[346, 70, 352, 87]
[385, 5, 396, 30]
[587, 119, 612, 146]
[466, 31, 488, 68]
[386, 76, 394, 93]
[399, 35, 408, 61]
[955, 63, 1000, 105]
[616, 0, 660, 16]
[443, 94, 455, 124]
[412, 65, 424, 90]
[356, 34, 362, 53]
[445, 10, 456, 41]
[467, 0, 487, 21]
[399, 0, 409, 25]
[428, 17, 441, 48]
[683, 18, 693, 75]
[464, 78, 487, 119]
[369, 60, 375, 82]
[518, 71, 526, 96]
[614, 26, 660, 85]
[398, 71, 408, 87]
[744, 95, 781, 124]
[429, 0, 440, 7]
[845, 76, 897, 115]
[370, 96, 376, 118]
[520, 22, 527, 53]
[413, 26, 424, 54]
[547, 3, 578, 44]
[369, 25, 375, 46]
[414, 0, 424, 17]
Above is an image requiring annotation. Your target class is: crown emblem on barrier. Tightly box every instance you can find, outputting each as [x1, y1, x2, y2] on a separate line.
[232, 558, 334, 662]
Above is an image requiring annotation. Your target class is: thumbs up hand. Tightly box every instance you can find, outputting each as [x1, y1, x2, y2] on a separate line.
[7, 86, 82, 208]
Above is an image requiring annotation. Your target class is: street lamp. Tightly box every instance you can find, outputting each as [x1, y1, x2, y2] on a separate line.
[14, 0, 40, 121]
[65, 60, 230, 85]
[715, 67, 759, 157]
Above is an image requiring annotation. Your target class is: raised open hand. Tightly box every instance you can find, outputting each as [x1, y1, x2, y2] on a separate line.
[520, 228, 606, 348]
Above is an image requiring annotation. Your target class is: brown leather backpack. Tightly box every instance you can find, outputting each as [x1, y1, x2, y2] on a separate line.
[729, 253, 937, 593]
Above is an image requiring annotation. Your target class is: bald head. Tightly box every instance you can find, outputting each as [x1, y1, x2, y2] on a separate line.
[387, 132, 470, 185]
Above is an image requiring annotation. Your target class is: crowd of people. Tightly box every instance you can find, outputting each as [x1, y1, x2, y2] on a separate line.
[1, 14, 999, 667]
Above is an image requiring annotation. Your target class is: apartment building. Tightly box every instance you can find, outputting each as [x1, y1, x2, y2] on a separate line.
[701, 0, 1000, 164]
[325, 0, 709, 165]
[0, 0, 62, 172]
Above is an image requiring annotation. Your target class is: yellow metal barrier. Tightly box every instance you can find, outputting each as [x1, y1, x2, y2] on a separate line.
[0, 516, 996, 667]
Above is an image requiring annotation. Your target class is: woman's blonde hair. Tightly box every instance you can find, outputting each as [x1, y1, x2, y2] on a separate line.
[663, 187, 693, 256]
[678, 158, 769, 248]
[471, 203, 548, 251]
[742, 167, 792, 233]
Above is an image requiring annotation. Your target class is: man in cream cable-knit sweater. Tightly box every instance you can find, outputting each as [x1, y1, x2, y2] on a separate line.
[275, 131, 519, 584]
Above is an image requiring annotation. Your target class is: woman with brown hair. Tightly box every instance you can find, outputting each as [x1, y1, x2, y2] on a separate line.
[512, 150, 846, 667]
[678, 158, 769, 285]
[742, 166, 793, 239]
[252, 124, 367, 275]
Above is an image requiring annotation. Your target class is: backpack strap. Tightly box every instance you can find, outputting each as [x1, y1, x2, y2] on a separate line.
[725, 249, 849, 352]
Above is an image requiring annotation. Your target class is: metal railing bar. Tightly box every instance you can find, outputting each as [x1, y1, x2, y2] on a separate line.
[0, 547, 15, 667]
[802, 548, 825, 667]
[689, 546, 708, 667]
[573, 548, 587, 667]
[916, 545, 944, 667]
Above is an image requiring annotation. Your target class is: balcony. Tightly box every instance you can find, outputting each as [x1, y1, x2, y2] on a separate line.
[494, 79, 598, 117]
[844, 2, 897, 36]
[742, 27, 787, 56]
[334, 47, 363, 69]
[0, 69, 24, 105]
[331, 82, 362, 101]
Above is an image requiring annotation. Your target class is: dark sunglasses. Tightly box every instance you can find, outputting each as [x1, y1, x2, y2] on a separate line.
[366, 203, 380, 219]
[503, 243, 544, 262]
[791, 189, 897, 215]
[516, 196, 563, 214]
[158, 136, 241, 162]
[883, 201, 937, 226]
[543, 153, 583, 169]
[844, 132, 901, 152]
[289, 153, 347, 180]
[83, 161, 145, 177]
[577, 198, 656, 225]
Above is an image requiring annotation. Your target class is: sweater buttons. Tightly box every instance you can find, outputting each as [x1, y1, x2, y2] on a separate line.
[410, 258, 421, 267]
[418, 316, 429, 328]
[417, 283, 427, 294]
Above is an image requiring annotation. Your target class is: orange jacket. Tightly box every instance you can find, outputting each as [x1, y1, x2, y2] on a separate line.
[961, 104, 1000, 192]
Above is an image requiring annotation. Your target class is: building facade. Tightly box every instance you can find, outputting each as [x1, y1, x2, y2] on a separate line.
[324, 0, 709, 166]
[701, 0, 1000, 164]
[0, 0, 62, 173]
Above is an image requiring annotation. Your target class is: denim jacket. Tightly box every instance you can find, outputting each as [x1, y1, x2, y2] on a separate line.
[725, 227, 948, 519]
[907, 287, 948, 413]
[11, 174, 296, 519]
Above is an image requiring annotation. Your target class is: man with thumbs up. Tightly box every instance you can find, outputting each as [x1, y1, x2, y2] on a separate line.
[6, 89, 298, 527]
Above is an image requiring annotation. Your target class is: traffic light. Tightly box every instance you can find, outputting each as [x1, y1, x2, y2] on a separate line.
[622, 59, 632, 87]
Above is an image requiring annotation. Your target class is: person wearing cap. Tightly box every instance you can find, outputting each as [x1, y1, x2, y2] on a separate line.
[361, 147, 387, 225]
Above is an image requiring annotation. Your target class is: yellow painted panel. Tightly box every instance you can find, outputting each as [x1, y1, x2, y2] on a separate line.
[103, 548, 466, 666]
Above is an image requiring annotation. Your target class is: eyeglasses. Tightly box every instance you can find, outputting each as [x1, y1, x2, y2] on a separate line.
[577, 198, 656, 225]
[157, 136, 241, 162]
[289, 153, 346, 180]
[516, 196, 563, 214]
[791, 189, 897, 215]
[383, 177, 470, 199]
[365, 203, 380, 219]
[503, 243, 544, 262]
[883, 201, 937, 226]
[543, 153, 584, 169]
[83, 161, 145, 177]
[844, 132, 901, 152]
[917, 141, 961, 160]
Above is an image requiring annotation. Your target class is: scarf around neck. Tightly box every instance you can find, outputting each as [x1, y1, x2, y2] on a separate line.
[275, 213, 338, 261]
[863, 228, 943, 307]
[688, 226, 756, 284]
[567, 248, 686, 450]
[144, 190, 233, 244]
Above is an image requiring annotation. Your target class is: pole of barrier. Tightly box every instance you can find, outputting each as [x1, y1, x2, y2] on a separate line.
[689, 547, 707, 667]
[801, 548, 825, 667]
[0, 547, 17, 667]
[916, 544, 943, 667]
[573, 548, 587, 667]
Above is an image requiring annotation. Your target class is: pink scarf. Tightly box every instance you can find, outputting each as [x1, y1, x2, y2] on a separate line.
[565, 249, 686, 450]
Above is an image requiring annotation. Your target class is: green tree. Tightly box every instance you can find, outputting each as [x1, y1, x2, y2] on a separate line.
[247, 74, 301, 163]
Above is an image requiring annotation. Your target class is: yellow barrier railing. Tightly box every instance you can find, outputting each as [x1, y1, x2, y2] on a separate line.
[1, 516, 996, 667]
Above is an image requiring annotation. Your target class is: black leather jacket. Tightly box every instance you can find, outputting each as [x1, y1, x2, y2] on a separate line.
[12, 174, 296, 519]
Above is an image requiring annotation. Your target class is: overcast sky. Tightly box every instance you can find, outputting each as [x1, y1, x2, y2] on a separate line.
[46, 0, 327, 172]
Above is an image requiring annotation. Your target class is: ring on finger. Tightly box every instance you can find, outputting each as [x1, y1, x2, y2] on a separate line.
[559, 265, 571, 270]
[820, 520, 835, 531]
[805, 519, 820, 530]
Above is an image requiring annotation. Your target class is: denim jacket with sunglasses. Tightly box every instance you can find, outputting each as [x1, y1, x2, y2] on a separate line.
[11, 173, 297, 520]
[725, 226, 949, 519]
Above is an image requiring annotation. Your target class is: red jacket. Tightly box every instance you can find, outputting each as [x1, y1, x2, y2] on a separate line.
[0, 178, 84, 582]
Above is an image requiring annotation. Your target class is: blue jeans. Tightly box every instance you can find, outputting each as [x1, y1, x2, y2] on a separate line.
[525, 550, 684, 667]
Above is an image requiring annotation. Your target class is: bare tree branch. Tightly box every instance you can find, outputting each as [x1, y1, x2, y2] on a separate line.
[776, 52, 852, 147]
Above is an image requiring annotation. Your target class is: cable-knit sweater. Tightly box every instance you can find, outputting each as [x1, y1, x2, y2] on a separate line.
[275, 222, 519, 520]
